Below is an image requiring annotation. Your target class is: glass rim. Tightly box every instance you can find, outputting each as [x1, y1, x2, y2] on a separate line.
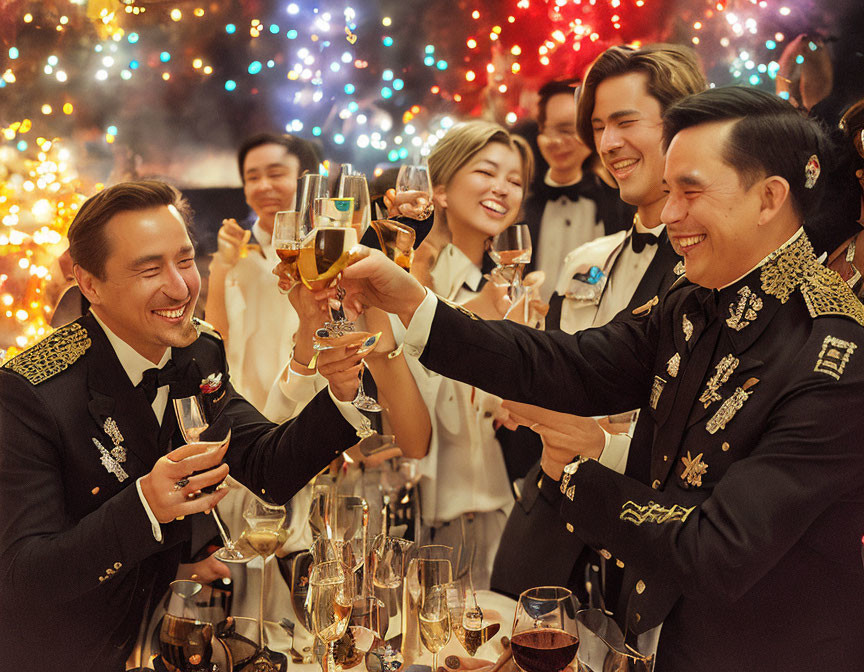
[518, 585, 572, 601]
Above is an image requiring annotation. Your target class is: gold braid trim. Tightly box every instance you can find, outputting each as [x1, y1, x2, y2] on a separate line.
[620, 500, 696, 526]
[761, 233, 864, 326]
[2, 323, 91, 385]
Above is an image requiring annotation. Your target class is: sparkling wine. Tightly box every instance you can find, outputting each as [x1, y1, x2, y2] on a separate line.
[372, 220, 415, 270]
[491, 248, 531, 266]
[395, 190, 434, 220]
[452, 621, 499, 656]
[242, 529, 281, 558]
[159, 614, 213, 672]
[419, 612, 450, 653]
[310, 578, 352, 642]
[276, 247, 301, 263]
[510, 629, 579, 672]
[298, 226, 358, 290]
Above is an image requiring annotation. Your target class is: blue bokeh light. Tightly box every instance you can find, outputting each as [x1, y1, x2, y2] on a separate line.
[344, 83, 356, 94]
[226, 23, 236, 34]
[225, 79, 237, 91]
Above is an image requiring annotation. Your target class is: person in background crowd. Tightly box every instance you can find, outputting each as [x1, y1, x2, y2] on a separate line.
[524, 78, 633, 299]
[492, 44, 705, 606]
[395, 120, 538, 588]
[205, 133, 319, 409]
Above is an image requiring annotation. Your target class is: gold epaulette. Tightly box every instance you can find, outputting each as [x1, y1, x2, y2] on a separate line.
[1, 323, 91, 385]
[760, 233, 864, 327]
[192, 317, 224, 339]
[439, 296, 480, 321]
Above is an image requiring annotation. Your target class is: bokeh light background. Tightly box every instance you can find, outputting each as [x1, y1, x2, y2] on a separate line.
[1, 0, 862, 355]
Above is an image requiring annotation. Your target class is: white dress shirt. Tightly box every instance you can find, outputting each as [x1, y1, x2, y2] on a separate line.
[535, 171, 605, 302]
[222, 220, 300, 410]
[405, 244, 513, 524]
[91, 311, 170, 542]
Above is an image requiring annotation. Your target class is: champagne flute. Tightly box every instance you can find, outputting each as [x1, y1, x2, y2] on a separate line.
[309, 560, 355, 672]
[338, 174, 372, 238]
[371, 219, 416, 271]
[510, 586, 579, 672]
[395, 165, 434, 220]
[370, 534, 414, 640]
[417, 558, 453, 672]
[297, 173, 330, 232]
[273, 210, 309, 291]
[489, 224, 533, 320]
[159, 580, 214, 672]
[172, 395, 241, 562]
[242, 498, 288, 655]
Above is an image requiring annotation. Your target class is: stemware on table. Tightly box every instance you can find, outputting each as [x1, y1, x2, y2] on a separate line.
[308, 560, 356, 672]
[510, 586, 579, 672]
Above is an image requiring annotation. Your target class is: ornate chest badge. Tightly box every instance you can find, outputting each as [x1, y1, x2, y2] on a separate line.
[726, 286, 763, 332]
[705, 378, 759, 435]
[813, 335, 857, 380]
[200, 372, 223, 394]
[680, 451, 708, 487]
[666, 352, 681, 378]
[649, 375, 666, 410]
[699, 354, 739, 408]
[93, 416, 129, 482]
[682, 314, 694, 342]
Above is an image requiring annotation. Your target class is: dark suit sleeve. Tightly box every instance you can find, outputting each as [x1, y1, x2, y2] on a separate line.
[419, 298, 659, 417]
[219, 385, 358, 505]
[0, 372, 190, 604]
[553, 323, 864, 630]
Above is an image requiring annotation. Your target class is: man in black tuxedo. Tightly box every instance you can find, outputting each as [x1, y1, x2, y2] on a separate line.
[336, 88, 864, 670]
[492, 44, 704, 603]
[0, 181, 364, 670]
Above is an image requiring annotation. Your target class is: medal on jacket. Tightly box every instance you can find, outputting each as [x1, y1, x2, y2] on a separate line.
[699, 354, 739, 408]
[92, 417, 129, 482]
[705, 378, 759, 435]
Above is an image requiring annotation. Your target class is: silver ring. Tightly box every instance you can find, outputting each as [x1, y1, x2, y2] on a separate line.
[173, 478, 190, 491]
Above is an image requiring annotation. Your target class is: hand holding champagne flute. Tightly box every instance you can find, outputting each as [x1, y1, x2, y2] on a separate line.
[394, 165, 434, 220]
[273, 210, 309, 292]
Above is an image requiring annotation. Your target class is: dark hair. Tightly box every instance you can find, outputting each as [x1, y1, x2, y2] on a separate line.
[68, 180, 194, 280]
[237, 133, 320, 182]
[576, 44, 706, 151]
[537, 78, 580, 129]
[662, 86, 830, 221]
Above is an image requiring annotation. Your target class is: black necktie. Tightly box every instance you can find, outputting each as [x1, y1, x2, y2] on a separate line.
[630, 231, 660, 254]
[138, 360, 180, 404]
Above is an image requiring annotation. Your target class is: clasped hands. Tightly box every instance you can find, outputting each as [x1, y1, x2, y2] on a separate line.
[500, 400, 610, 481]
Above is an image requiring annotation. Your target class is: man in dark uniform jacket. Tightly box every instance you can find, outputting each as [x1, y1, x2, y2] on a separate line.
[338, 88, 864, 670]
[492, 44, 703, 603]
[0, 181, 364, 671]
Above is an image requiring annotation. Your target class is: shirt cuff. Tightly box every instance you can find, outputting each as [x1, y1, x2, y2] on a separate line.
[402, 289, 437, 358]
[597, 429, 631, 474]
[136, 476, 163, 543]
[327, 386, 372, 438]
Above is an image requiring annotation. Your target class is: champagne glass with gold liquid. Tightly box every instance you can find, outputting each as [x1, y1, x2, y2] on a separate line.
[308, 560, 355, 672]
[241, 498, 288, 661]
[418, 559, 453, 672]
[273, 210, 309, 292]
[489, 224, 533, 320]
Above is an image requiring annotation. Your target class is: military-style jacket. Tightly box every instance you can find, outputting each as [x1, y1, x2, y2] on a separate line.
[419, 232, 864, 671]
[0, 313, 356, 671]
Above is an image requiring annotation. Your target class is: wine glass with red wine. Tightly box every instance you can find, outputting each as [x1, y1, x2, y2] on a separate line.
[510, 586, 579, 672]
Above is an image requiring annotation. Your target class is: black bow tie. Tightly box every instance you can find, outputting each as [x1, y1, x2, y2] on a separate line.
[138, 360, 180, 404]
[630, 230, 660, 254]
[534, 180, 586, 204]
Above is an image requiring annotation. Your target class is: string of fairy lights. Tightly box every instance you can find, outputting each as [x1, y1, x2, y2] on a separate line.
[0, 0, 830, 357]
